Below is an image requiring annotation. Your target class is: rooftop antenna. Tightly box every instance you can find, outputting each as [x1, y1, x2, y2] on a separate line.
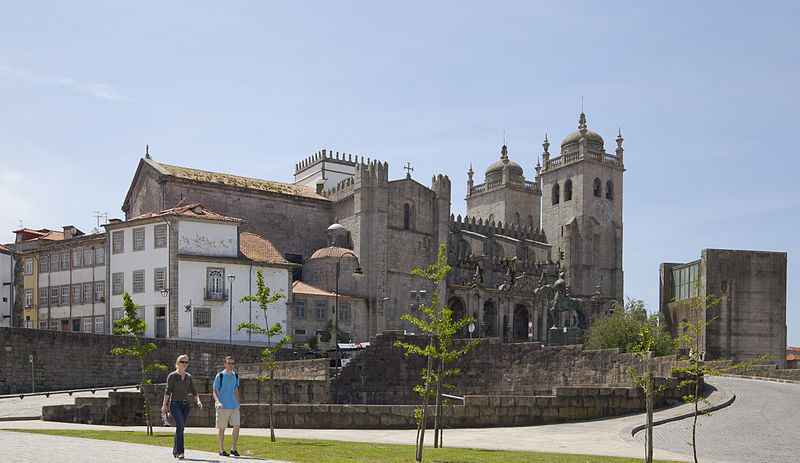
[94, 211, 108, 227]
[19, 219, 23, 228]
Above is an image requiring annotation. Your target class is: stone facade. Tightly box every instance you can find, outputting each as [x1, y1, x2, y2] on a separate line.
[120, 114, 625, 345]
[659, 249, 787, 367]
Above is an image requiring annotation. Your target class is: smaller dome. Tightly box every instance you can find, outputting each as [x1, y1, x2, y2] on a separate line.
[485, 145, 524, 181]
[561, 129, 604, 147]
[327, 223, 346, 231]
[308, 246, 357, 260]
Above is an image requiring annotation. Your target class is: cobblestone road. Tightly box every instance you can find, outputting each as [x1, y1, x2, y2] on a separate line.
[636, 377, 800, 463]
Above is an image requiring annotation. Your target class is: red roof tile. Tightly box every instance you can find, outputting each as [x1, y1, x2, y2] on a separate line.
[308, 246, 358, 260]
[126, 204, 244, 224]
[239, 232, 288, 264]
[12, 228, 65, 243]
[292, 281, 360, 299]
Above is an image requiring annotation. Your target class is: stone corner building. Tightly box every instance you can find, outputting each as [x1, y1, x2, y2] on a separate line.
[659, 249, 787, 367]
[122, 113, 625, 344]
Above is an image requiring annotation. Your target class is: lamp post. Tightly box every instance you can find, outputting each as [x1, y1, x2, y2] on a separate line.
[228, 274, 236, 347]
[334, 251, 363, 404]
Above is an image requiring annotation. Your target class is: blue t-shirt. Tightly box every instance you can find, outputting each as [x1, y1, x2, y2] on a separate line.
[213, 370, 239, 409]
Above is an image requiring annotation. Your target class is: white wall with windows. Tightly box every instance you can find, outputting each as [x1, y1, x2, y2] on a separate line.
[178, 260, 288, 345]
[1, 248, 12, 327]
[108, 221, 170, 338]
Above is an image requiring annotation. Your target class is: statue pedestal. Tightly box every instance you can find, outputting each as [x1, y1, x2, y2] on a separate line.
[547, 326, 585, 346]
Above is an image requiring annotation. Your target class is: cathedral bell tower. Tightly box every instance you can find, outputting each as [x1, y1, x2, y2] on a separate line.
[540, 113, 625, 301]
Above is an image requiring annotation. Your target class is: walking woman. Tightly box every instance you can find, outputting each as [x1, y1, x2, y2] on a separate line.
[161, 354, 203, 459]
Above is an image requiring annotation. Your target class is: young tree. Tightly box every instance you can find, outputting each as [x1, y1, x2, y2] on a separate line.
[394, 244, 477, 461]
[672, 283, 773, 463]
[237, 269, 290, 443]
[584, 299, 675, 357]
[110, 292, 166, 436]
[626, 325, 671, 463]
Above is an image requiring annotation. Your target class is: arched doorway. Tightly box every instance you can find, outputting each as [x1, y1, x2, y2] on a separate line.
[513, 304, 529, 341]
[483, 301, 497, 337]
[448, 297, 467, 336]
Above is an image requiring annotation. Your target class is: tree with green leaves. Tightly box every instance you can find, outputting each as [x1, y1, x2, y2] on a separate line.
[584, 299, 675, 357]
[236, 269, 290, 443]
[110, 292, 166, 436]
[394, 244, 477, 462]
[672, 283, 773, 463]
[626, 325, 672, 463]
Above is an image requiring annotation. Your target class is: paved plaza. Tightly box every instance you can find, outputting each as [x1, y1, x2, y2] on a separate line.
[1, 377, 795, 462]
[634, 376, 800, 463]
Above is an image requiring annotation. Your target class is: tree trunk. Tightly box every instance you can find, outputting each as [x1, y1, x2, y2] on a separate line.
[433, 361, 442, 448]
[692, 369, 699, 463]
[416, 353, 434, 462]
[139, 355, 153, 436]
[646, 372, 653, 463]
[269, 368, 276, 442]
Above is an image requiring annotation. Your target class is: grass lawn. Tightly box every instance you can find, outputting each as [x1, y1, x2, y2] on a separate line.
[9, 429, 682, 463]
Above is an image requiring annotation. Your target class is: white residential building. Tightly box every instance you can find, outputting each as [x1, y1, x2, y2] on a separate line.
[105, 204, 293, 344]
[0, 244, 13, 327]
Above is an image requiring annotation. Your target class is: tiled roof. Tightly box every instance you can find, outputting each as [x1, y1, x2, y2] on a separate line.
[787, 353, 800, 361]
[154, 161, 327, 200]
[308, 246, 358, 260]
[12, 228, 65, 243]
[126, 204, 243, 224]
[292, 281, 360, 299]
[239, 232, 288, 264]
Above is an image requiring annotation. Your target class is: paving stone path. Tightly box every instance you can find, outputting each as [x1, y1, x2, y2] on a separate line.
[635, 376, 800, 463]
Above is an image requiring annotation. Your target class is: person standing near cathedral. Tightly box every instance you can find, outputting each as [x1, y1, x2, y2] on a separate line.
[213, 356, 241, 457]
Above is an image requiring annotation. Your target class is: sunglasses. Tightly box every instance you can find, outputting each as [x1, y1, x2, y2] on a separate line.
[226, 362, 235, 365]
[179, 361, 189, 364]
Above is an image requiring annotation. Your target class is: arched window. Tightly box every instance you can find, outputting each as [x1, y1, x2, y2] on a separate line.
[564, 180, 573, 201]
[514, 212, 520, 225]
[552, 184, 560, 205]
[606, 181, 614, 200]
[593, 178, 601, 197]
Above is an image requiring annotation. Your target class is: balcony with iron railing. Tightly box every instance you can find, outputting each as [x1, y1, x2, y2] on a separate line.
[204, 288, 229, 301]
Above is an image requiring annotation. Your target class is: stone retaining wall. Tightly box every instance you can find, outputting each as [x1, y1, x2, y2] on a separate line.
[726, 364, 800, 381]
[0, 327, 300, 394]
[337, 331, 678, 404]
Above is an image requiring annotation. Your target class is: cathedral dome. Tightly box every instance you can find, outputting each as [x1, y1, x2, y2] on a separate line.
[308, 246, 356, 260]
[485, 145, 524, 183]
[560, 113, 605, 154]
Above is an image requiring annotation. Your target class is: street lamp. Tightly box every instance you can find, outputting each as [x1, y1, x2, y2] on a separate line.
[334, 251, 363, 404]
[228, 274, 236, 346]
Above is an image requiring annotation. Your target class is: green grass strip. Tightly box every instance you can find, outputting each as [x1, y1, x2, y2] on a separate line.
[7, 429, 682, 463]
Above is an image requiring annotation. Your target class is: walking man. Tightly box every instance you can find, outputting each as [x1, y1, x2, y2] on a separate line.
[213, 355, 240, 457]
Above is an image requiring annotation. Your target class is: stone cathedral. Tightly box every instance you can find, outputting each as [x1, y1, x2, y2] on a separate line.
[123, 113, 624, 344]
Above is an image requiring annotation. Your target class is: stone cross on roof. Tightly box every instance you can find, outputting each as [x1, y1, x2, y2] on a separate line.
[404, 162, 414, 179]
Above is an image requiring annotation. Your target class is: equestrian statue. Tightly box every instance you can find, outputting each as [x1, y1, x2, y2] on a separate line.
[534, 271, 586, 329]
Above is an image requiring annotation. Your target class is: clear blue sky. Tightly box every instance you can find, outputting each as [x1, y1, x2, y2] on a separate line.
[1, 2, 797, 346]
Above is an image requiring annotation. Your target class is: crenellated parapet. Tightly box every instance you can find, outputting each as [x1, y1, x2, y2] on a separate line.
[322, 177, 356, 201]
[294, 148, 363, 173]
[449, 214, 546, 243]
[354, 159, 389, 187]
[431, 174, 451, 200]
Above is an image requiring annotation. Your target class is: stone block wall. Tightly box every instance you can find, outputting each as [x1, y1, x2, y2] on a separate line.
[337, 331, 678, 404]
[0, 327, 300, 394]
[237, 358, 329, 381]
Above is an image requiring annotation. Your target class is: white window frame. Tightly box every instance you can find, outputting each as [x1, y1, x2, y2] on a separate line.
[133, 270, 145, 293]
[50, 254, 59, 272]
[84, 317, 93, 333]
[154, 267, 166, 292]
[315, 301, 327, 320]
[294, 299, 306, 319]
[95, 282, 105, 301]
[154, 224, 167, 248]
[112, 273, 124, 295]
[72, 284, 82, 304]
[24, 289, 33, 308]
[72, 250, 82, 268]
[112, 231, 124, 254]
[194, 308, 211, 327]
[50, 287, 59, 306]
[94, 316, 104, 334]
[83, 283, 92, 303]
[61, 252, 70, 270]
[39, 288, 48, 307]
[95, 247, 105, 265]
[24, 258, 33, 275]
[83, 249, 92, 267]
[61, 285, 70, 305]
[133, 227, 145, 251]
[40, 256, 48, 272]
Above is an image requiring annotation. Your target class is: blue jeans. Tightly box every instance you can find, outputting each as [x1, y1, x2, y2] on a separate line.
[169, 401, 191, 456]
